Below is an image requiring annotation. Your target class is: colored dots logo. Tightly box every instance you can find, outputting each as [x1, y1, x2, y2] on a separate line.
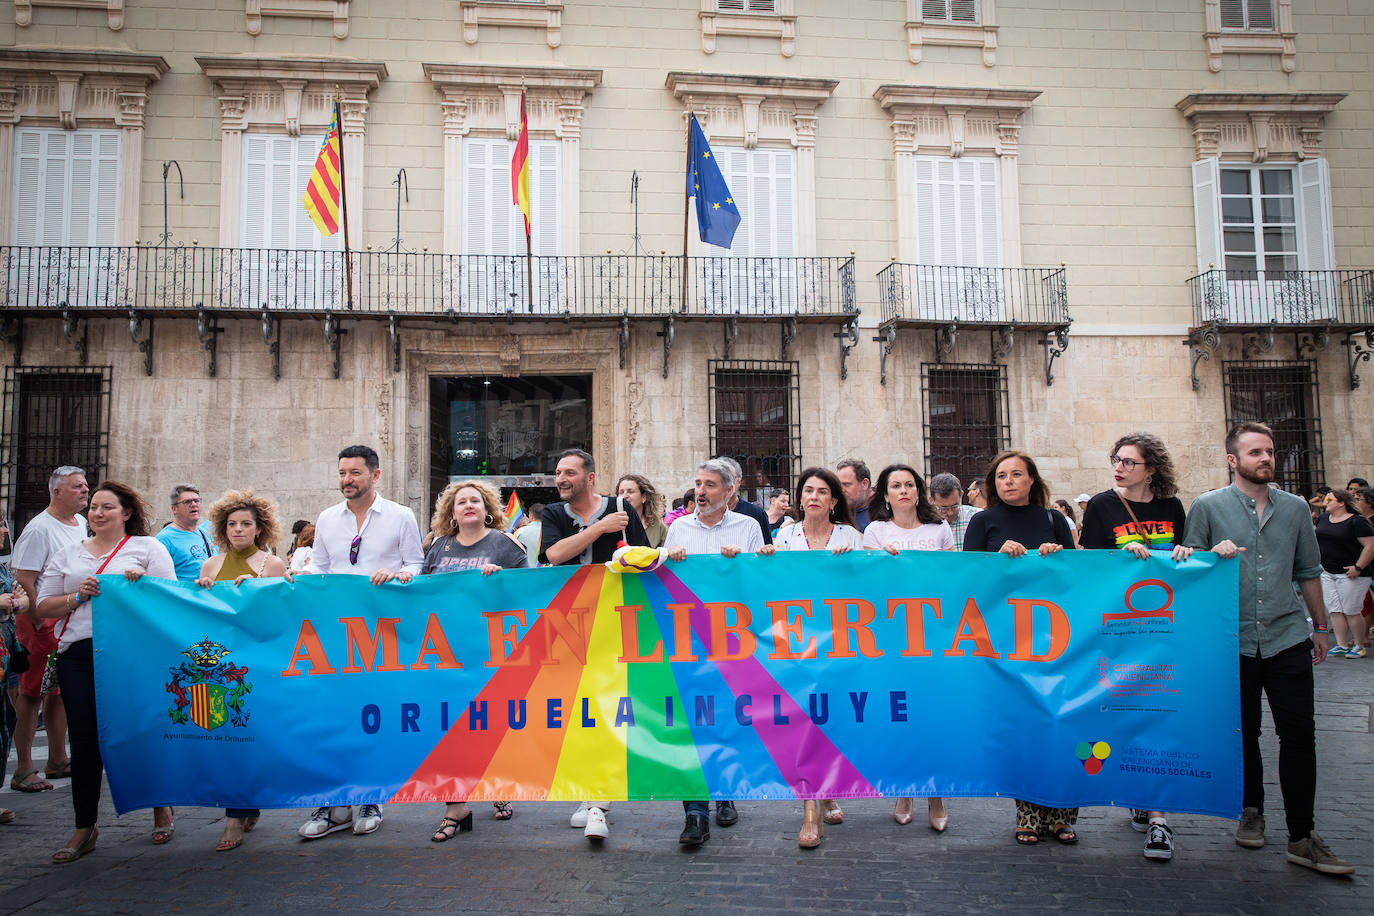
[1074, 740, 1111, 775]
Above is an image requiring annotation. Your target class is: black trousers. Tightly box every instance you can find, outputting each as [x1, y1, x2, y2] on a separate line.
[1238, 639, 1316, 841]
[54, 639, 102, 829]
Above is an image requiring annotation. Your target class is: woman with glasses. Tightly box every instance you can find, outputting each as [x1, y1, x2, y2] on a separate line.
[194, 490, 288, 851]
[421, 480, 529, 840]
[1078, 432, 1191, 861]
[1314, 489, 1374, 659]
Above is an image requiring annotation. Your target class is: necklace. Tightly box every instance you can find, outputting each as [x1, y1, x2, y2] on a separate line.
[803, 524, 832, 549]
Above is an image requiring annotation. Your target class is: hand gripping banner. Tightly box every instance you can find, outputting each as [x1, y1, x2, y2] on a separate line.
[92, 550, 1241, 816]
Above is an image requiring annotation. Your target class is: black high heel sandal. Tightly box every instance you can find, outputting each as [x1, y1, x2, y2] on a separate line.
[431, 811, 474, 842]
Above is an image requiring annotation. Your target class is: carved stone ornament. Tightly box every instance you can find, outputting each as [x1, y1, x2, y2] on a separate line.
[15, 0, 124, 31]
[1176, 92, 1344, 163]
[0, 49, 168, 128]
[245, 0, 351, 40]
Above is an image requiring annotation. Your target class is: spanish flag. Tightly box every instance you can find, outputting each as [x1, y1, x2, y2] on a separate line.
[511, 90, 531, 239]
[304, 102, 343, 237]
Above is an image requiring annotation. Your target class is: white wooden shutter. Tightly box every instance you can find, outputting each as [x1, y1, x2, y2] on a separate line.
[461, 138, 559, 256]
[241, 133, 340, 250]
[913, 155, 1000, 267]
[1191, 158, 1223, 273]
[923, 0, 977, 22]
[1295, 158, 1333, 271]
[715, 146, 796, 257]
[10, 128, 119, 246]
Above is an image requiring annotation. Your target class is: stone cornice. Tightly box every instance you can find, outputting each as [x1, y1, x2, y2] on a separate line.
[421, 62, 601, 94]
[874, 84, 1039, 114]
[196, 56, 386, 88]
[666, 71, 838, 107]
[1176, 92, 1345, 162]
[0, 47, 169, 81]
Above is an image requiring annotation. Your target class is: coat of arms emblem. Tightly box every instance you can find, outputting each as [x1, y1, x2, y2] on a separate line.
[166, 638, 251, 730]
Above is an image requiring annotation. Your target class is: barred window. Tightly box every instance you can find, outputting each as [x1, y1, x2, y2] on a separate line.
[708, 360, 800, 505]
[2, 367, 111, 536]
[921, 363, 1009, 486]
[1223, 360, 1323, 495]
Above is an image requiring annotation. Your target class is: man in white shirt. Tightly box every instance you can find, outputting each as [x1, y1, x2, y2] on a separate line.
[930, 473, 981, 551]
[9, 466, 88, 793]
[664, 458, 764, 847]
[155, 484, 218, 581]
[297, 445, 423, 840]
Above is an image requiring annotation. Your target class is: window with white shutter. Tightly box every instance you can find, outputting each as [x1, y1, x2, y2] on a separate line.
[461, 137, 559, 256]
[913, 155, 1000, 267]
[1191, 157, 1336, 322]
[1204, 0, 1293, 73]
[1219, 0, 1275, 31]
[239, 132, 342, 309]
[11, 128, 121, 246]
[459, 137, 560, 312]
[9, 128, 121, 309]
[240, 133, 343, 251]
[921, 0, 979, 23]
[701, 0, 796, 58]
[717, 0, 777, 12]
[713, 146, 797, 258]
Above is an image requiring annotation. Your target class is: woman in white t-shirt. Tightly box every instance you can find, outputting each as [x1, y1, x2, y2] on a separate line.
[860, 464, 954, 833]
[764, 467, 861, 848]
[34, 482, 176, 863]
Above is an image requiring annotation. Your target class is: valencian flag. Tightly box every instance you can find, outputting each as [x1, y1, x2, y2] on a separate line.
[512, 90, 531, 238]
[686, 113, 740, 249]
[304, 102, 343, 237]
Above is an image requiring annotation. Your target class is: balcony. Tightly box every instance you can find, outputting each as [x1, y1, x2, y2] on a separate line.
[0, 245, 855, 320]
[1184, 268, 1374, 390]
[0, 246, 858, 378]
[874, 263, 1071, 385]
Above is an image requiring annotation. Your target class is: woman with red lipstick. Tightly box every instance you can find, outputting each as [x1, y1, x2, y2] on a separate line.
[860, 463, 954, 832]
[1078, 432, 1190, 861]
[962, 451, 1077, 846]
[421, 479, 529, 840]
[769, 467, 861, 847]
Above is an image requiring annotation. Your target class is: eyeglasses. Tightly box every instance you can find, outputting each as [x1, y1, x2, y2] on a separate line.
[1110, 456, 1143, 470]
[349, 534, 362, 565]
[175, 497, 201, 506]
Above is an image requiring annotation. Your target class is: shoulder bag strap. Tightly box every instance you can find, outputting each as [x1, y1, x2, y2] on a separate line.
[1114, 491, 1148, 546]
[58, 535, 131, 639]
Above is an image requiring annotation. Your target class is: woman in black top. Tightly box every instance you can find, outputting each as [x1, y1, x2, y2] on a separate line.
[962, 450, 1075, 847]
[1077, 432, 1193, 862]
[1316, 488, 1374, 658]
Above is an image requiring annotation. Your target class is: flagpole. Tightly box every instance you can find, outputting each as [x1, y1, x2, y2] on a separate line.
[335, 88, 354, 311]
[519, 84, 534, 313]
[680, 100, 692, 314]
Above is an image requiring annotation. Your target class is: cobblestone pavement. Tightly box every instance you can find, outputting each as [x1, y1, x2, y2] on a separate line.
[2, 656, 1369, 915]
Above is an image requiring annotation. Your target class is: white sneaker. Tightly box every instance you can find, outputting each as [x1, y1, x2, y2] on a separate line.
[584, 806, 609, 839]
[353, 803, 383, 835]
[570, 802, 612, 828]
[299, 806, 352, 839]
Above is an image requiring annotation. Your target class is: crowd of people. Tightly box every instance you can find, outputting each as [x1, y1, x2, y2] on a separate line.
[0, 428, 1366, 877]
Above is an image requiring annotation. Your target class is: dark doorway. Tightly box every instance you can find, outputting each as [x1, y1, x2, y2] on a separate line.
[428, 374, 592, 510]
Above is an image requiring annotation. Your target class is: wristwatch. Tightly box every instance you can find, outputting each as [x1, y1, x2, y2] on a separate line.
[1356, 564, 1368, 576]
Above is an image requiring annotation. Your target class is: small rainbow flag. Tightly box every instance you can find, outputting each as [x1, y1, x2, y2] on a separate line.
[504, 491, 524, 529]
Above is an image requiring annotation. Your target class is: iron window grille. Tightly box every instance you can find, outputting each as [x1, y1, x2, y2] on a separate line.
[921, 363, 1010, 486]
[707, 360, 801, 505]
[2, 366, 112, 537]
[1223, 360, 1323, 495]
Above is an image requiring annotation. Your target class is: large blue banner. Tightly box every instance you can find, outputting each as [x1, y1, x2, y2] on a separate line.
[92, 550, 1241, 816]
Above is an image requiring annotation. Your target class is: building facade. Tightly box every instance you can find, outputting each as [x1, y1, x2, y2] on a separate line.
[1, 0, 1371, 534]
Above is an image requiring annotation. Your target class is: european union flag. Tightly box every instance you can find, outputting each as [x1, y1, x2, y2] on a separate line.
[686, 114, 741, 249]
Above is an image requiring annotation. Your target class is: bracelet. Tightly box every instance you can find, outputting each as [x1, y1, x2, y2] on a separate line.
[1312, 623, 1329, 633]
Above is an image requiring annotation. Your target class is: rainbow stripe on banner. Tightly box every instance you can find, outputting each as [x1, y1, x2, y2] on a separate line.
[91, 551, 1242, 816]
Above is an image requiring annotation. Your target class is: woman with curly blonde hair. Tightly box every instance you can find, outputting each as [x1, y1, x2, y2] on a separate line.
[193, 489, 288, 852]
[616, 474, 667, 548]
[422, 479, 529, 838]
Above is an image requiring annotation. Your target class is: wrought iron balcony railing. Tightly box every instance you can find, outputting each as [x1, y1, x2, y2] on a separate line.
[877, 263, 1069, 327]
[1186, 268, 1374, 328]
[0, 246, 857, 319]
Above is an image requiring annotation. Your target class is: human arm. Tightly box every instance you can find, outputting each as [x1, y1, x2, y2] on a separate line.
[1299, 576, 1329, 664]
[1347, 536, 1374, 578]
[542, 511, 630, 566]
[13, 569, 39, 622]
[195, 554, 225, 589]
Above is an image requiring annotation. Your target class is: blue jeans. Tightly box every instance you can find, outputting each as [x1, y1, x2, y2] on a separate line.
[683, 801, 709, 818]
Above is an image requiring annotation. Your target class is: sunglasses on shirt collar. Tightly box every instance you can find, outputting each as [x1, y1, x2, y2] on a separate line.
[350, 534, 362, 565]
